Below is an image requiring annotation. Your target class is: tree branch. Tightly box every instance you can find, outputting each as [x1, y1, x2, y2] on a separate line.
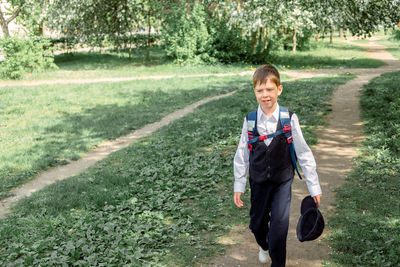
[6, 3, 26, 24]
[0, 7, 7, 24]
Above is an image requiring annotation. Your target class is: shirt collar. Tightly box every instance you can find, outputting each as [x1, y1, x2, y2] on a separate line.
[258, 104, 280, 122]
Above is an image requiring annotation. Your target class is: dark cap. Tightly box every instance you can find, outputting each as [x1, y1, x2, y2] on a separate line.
[296, 196, 325, 242]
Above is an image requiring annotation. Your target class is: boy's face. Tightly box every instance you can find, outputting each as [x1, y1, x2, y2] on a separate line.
[254, 79, 283, 112]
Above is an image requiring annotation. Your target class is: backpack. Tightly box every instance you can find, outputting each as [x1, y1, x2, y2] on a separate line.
[246, 106, 303, 179]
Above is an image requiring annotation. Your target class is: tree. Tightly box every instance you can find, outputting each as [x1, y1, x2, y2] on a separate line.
[343, 0, 400, 37]
[0, 0, 28, 36]
[46, 0, 162, 52]
[225, 0, 315, 52]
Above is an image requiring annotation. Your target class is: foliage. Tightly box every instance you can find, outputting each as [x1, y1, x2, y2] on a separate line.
[391, 27, 400, 41]
[161, 2, 213, 64]
[328, 71, 400, 266]
[45, 0, 162, 50]
[222, 0, 316, 51]
[343, 0, 400, 37]
[0, 74, 352, 265]
[206, 11, 270, 64]
[0, 36, 57, 79]
[13, 0, 48, 36]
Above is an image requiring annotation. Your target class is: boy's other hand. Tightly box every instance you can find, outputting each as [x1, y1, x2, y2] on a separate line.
[234, 192, 243, 208]
[313, 194, 322, 208]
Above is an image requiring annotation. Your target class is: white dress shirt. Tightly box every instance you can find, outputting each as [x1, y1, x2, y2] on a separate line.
[233, 104, 322, 197]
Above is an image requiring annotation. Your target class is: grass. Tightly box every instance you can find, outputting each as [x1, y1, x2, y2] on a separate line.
[269, 39, 384, 70]
[19, 46, 253, 81]
[0, 76, 249, 199]
[3, 38, 383, 82]
[0, 74, 353, 266]
[327, 71, 400, 266]
[351, 39, 370, 44]
[376, 36, 400, 60]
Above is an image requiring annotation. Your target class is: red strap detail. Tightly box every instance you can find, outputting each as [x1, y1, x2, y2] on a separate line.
[259, 135, 266, 141]
[283, 125, 291, 133]
[248, 144, 253, 151]
[287, 136, 293, 143]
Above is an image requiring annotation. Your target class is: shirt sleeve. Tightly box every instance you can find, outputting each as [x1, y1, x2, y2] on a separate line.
[233, 118, 249, 193]
[291, 114, 322, 197]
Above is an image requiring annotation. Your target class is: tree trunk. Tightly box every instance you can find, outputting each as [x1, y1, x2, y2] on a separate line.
[339, 27, 343, 37]
[0, 21, 10, 36]
[146, 5, 151, 62]
[263, 28, 268, 49]
[321, 26, 325, 39]
[0, 11, 10, 37]
[315, 32, 320, 42]
[330, 28, 334, 44]
[251, 30, 258, 48]
[0, 4, 24, 37]
[292, 28, 297, 53]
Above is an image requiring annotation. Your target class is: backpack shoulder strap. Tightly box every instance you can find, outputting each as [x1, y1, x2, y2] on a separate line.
[279, 106, 303, 180]
[246, 110, 257, 151]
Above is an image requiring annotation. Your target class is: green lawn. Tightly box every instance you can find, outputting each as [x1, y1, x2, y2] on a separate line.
[269, 40, 384, 70]
[20, 47, 252, 81]
[0, 74, 353, 266]
[376, 37, 400, 60]
[328, 71, 400, 266]
[0, 76, 249, 199]
[8, 39, 384, 82]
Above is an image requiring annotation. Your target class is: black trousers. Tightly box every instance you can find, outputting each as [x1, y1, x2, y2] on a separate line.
[249, 178, 293, 267]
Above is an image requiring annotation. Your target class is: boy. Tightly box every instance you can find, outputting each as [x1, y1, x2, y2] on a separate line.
[233, 65, 322, 267]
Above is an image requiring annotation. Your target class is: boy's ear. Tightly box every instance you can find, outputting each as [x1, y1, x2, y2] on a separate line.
[277, 84, 283, 95]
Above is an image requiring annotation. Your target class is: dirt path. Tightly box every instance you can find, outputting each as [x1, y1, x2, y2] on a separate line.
[0, 68, 377, 88]
[0, 67, 361, 219]
[0, 91, 239, 218]
[0, 69, 353, 218]
[0, 39, 398, 264]
[203, 41, 400, 267]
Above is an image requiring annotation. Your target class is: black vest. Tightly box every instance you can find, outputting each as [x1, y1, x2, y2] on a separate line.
[249, 115, 294, 184]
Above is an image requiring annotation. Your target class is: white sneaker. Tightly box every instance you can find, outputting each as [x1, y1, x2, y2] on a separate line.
[258, 246, 270, 264]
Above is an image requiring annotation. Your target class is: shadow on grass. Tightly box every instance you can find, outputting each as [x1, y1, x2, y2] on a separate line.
[54, 46, 167, 71]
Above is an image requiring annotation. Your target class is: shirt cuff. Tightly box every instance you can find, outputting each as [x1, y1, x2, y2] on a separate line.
[308, 184, 322, 197]
[234, 181, 246, 193]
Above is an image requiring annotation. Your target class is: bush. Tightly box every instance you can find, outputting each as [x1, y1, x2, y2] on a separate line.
[207, 14, 271, 64]
[161, 2, 213, 64]
[391, 27, 400, 40]
[0, 37, 57, 79]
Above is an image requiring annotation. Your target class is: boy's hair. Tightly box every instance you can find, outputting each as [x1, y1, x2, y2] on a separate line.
[253, 65, 281, 88]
